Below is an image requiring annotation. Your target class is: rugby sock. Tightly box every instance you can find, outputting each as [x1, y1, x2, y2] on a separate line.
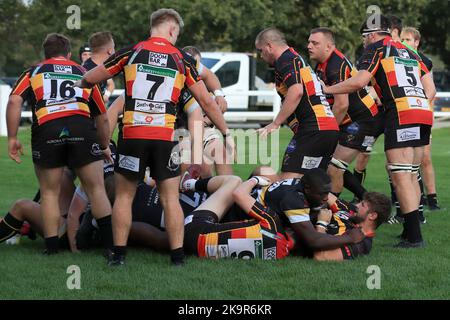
[404, 210, 422, 243]
[194, 177, 213, 193]
[343, 170, 367, 200]
[182, 179, 197, 191]
[353, 168, 366, 185]
[427, 193, 439, 208]
[170, 247, 185, 266]
[96, 215, 113, 249]
[44, 236, 59, 254]
[113, 245, 127, 256]
[417, 172, 425, 221]
[0, 213, 23, 243]
[388, 175, 402, 217]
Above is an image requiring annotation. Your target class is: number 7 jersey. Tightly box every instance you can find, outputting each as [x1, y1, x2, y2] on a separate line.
[357, 36, 432, 128]
[104, 37, 201, 141]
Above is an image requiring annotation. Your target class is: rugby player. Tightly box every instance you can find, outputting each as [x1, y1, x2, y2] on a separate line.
[401, 27, 440, 211]
[255, 28, 339, 179]
[83, 32, 116, 102]
[322, 15, 436, 248]
[75, 8, 232, 266]
[233, 168, 366, 252]
[307, 27, 378, 197]
[6, 33, 114, 255]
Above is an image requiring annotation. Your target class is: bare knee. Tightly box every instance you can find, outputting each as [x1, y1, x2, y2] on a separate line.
[11, 199, 36, 220]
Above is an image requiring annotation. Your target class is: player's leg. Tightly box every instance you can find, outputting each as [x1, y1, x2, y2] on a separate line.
[328, 144, 359, 196]
[1, 200, 42, 243]
[421, 143, 440, 210]
[386, 147, 423, 246]
[75, 160, 113, 250]
[128, 222, 169, 251]
[34, 165, 64, 253]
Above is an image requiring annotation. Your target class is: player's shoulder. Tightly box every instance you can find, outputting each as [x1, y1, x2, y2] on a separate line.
[280, 189, 309, 210]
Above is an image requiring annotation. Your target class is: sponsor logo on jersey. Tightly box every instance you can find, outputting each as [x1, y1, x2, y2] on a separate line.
[396, 127, 420, 142]
[118, 154, 140, 172]
[404, 87, 426, 98]
[397, 49, 411, 59]
[134, 100, 166, 113]
[148, 52, 168, 67]
[263, 247, 277, 260]
[53, 65, 72, 73]
[301, 156, 323, 170]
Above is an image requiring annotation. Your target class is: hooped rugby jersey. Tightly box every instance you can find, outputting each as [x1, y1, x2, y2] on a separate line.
[103, 37, 201, 141]
[315, 48, 378, 125]
[11, 57, 106, 127]
[357, 36, 432, 127]
[275, 48, 338, 134]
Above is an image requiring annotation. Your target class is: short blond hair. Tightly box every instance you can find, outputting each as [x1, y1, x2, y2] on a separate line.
[150, 8, 184, 29]
[402, 27, 421, 41]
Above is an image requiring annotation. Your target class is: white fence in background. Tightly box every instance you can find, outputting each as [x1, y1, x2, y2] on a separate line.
[1, 85, 449, 136]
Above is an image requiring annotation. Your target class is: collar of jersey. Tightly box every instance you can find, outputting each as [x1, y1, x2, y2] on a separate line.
[148, 36, 172, 45]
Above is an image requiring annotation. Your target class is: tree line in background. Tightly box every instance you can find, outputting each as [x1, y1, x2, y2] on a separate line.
[0, 0, 448, 77]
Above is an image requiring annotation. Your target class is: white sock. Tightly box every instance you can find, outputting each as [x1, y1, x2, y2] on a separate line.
[183, 179, 197, 191]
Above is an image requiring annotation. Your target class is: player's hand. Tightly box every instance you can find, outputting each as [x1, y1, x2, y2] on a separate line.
[256, 122, 280, 138]
[317, 209, 332, 224]
[8, 137, 23, 163]
[72, 80, 83, 88]
[319, 79, 329, 94]
[345, 227, 365, 244]
[102, 146, 113, 164]
[251, 176, 271, 186]
[215, 96, 228, 113]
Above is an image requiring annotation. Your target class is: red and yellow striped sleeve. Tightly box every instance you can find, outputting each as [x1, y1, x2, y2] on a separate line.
[104, 46, 134, 77]
[10, 69, 31, 98]
[181, 52, 201, 88]
[88, 85, 107, 116]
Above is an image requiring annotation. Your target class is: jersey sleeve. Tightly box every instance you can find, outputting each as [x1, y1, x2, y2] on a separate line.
[341, 237, 373, 259]
[181, 51, 201, 88]
[279, 56, 303, 88]
[280, 193, 310, 224]
[104, 45, 134, 76]
[357, 44, 383, 76]
[327, 60, 350, 86]
[10, 68, 32, 99]
[88, 85, 107, 116]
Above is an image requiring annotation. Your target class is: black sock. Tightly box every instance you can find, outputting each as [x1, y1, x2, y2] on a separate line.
[96, 215, 113, 249]
[195, 177, 213, 193]
[427, 193, 438, 206]
[404, 210, 422, 243]
[343, 170, 367, 200]
[113, 245, 127, 257]
[44, 236, 59, 254]
[353, 168, 366, 185]
[0, 213, 23, 243]
[418, 172, 425, 216]
[171, 247, 185, 265]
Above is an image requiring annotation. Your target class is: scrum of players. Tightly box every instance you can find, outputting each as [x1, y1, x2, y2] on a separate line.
[2, 8, 438, 266]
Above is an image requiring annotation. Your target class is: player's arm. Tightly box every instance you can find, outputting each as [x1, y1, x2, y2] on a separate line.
[6, 69, 31, 163]
[323, 70, 372, 95]
[421, 72, 436, 101]
[103, 79, 115, 102]
[200, 65, 227, 113]
[66, 187, 89, 252]
[290, 220, 364, 251]
[189, 81, 229, 135]
[107, 93, 125, 138]
[76, 46, 132, 88]
[332, 93, 349, 125]
[187, 106, 204, 166]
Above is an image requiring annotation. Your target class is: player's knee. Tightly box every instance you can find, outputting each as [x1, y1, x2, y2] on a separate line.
[11, 199, 35, 219]
[330, 158, 349, 172]
[224, 175, 242, 187]
[387, 163, 413, 174]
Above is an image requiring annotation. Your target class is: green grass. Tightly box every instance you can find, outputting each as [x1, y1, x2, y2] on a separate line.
[1, 126, 450, 299]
